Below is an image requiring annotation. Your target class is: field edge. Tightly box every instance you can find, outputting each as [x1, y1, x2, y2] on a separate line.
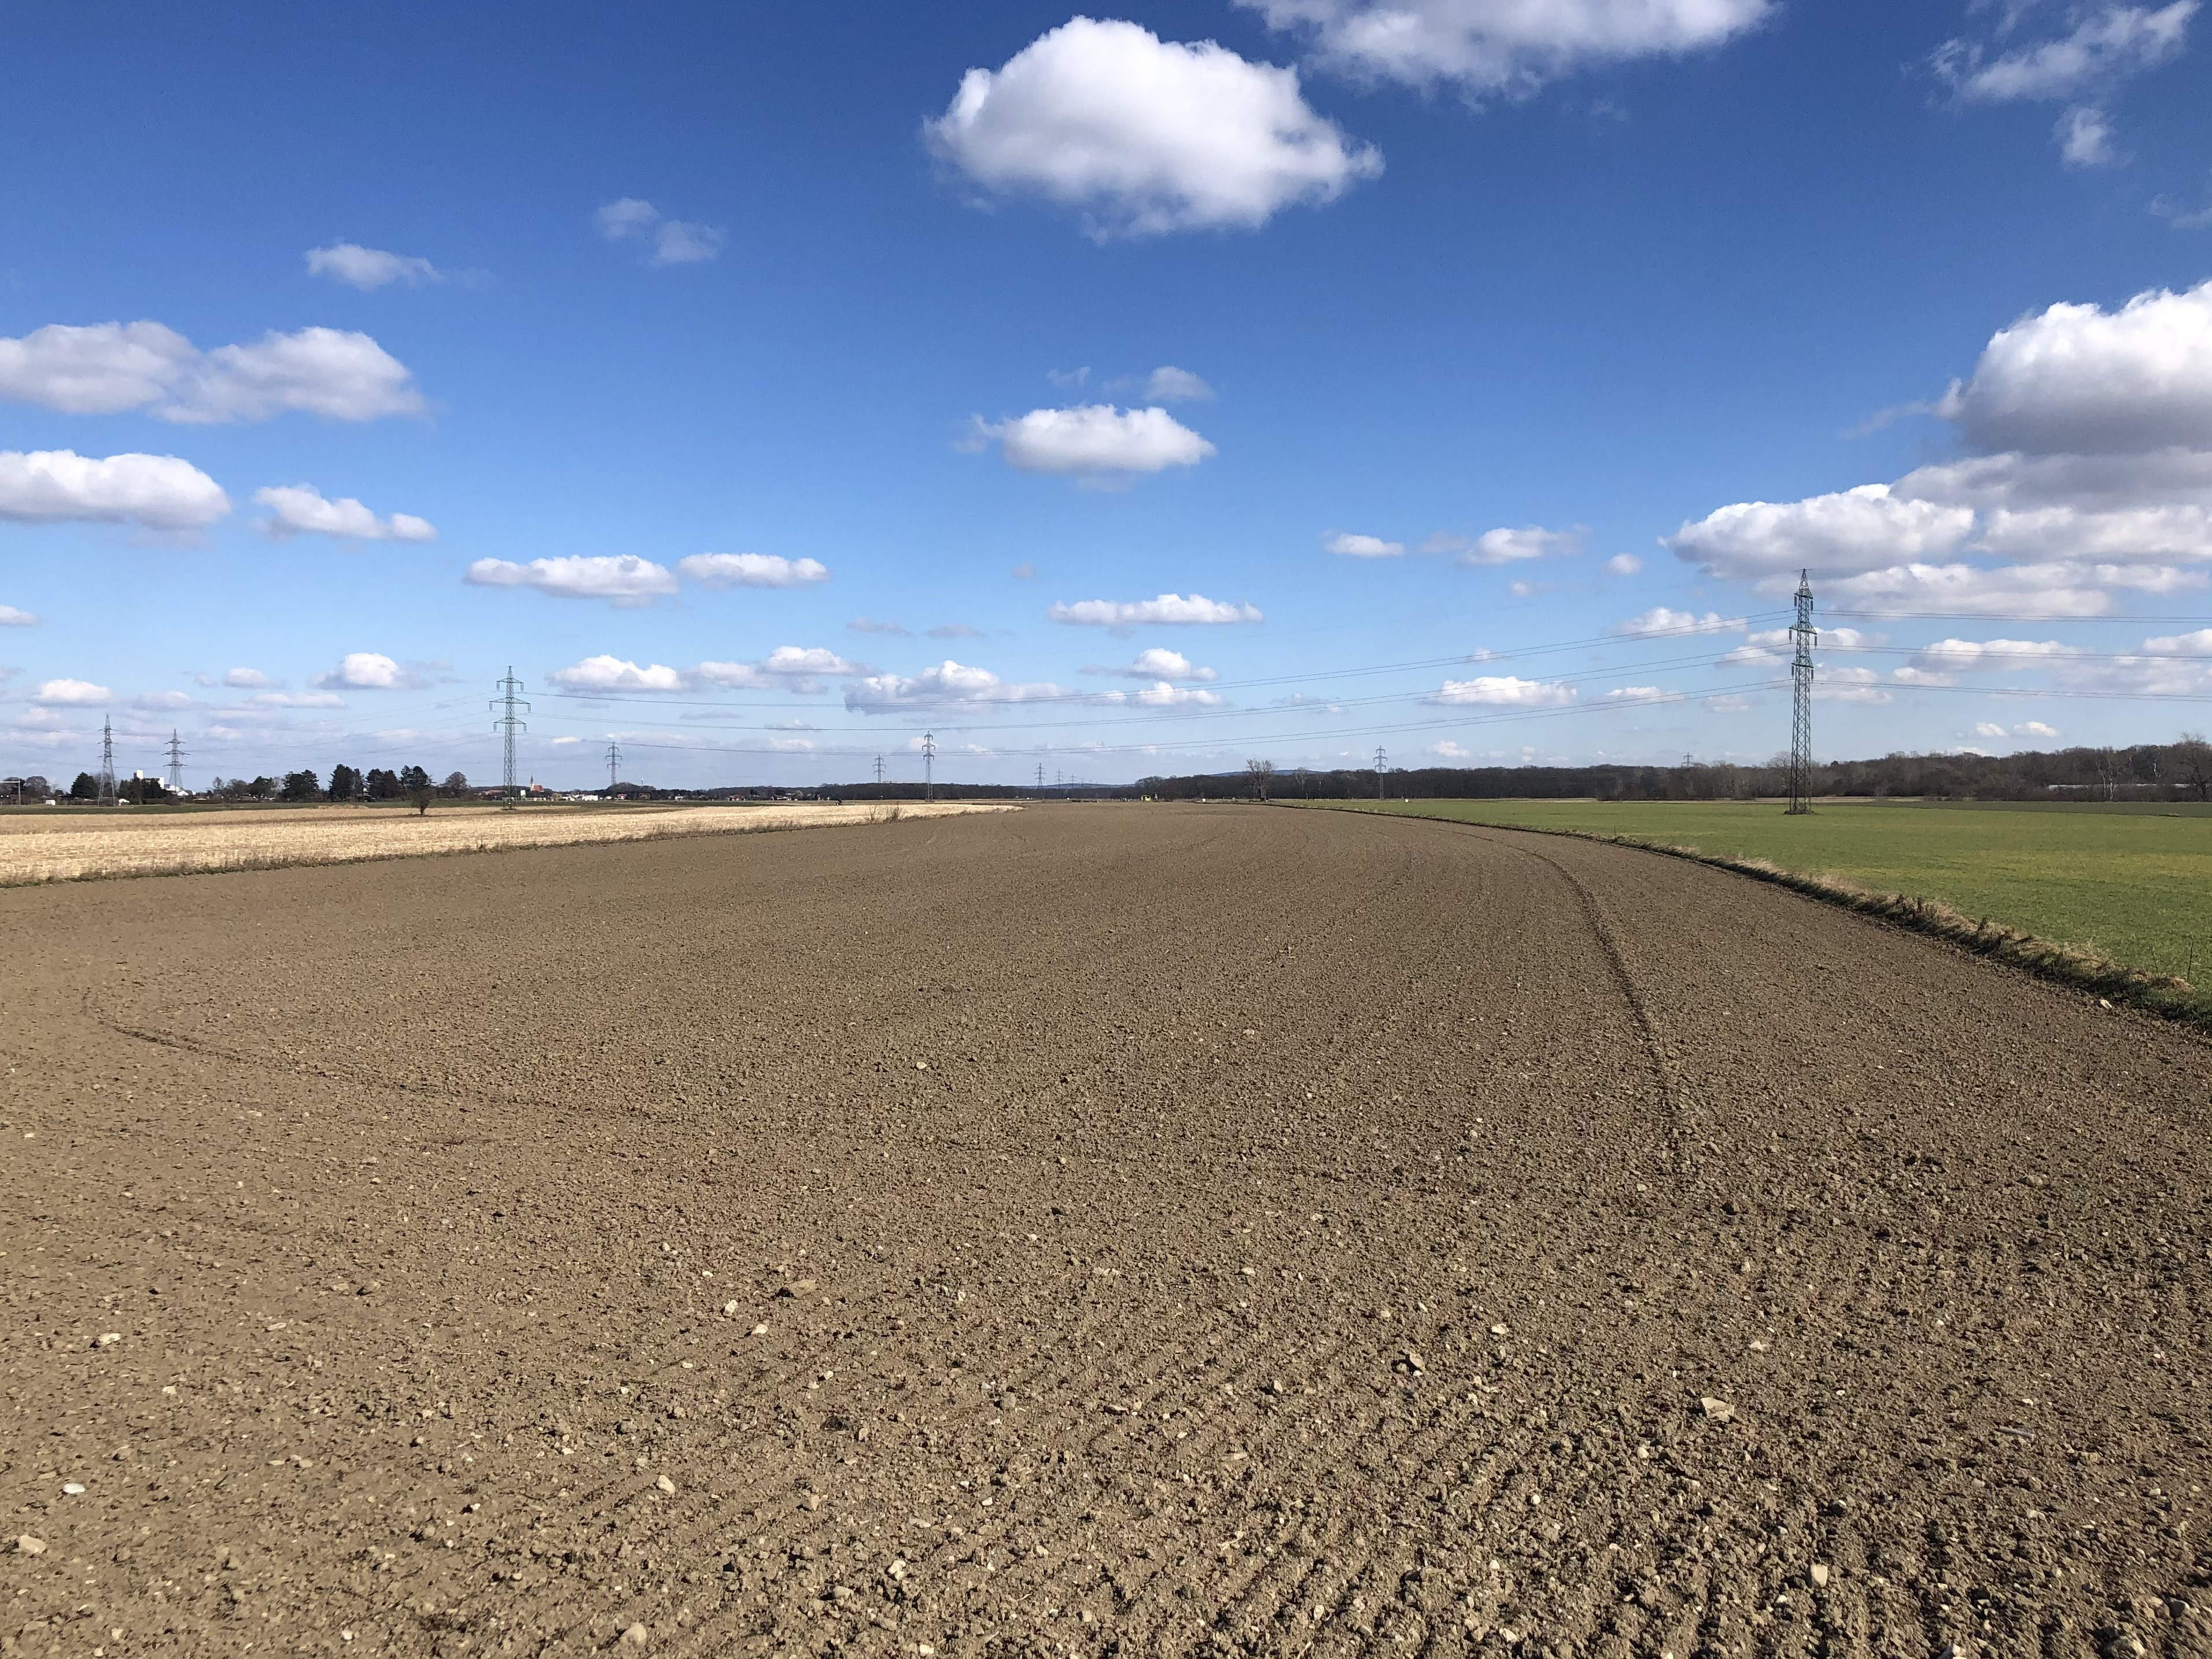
[1289, 799, 2212, 1036]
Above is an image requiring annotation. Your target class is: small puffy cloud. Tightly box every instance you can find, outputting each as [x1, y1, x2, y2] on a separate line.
[1123, 681, 1223, 706]
[596, 198, 724, 265]
[0, 322, 429, 424]
[973, 404, 1215, 478]
[311, 651, 421, 690]
[927, 622, 985, 639]
[1819, 665, 1892, 703]
[1604, 552, 1643, 576]
[254, 483, 435, 542]
[305, 243, 441, 289]
[34, 677, 109, 705]
[1424, 675, 1577, 707]
[133, 690, 196, 711]
[549, 655, 685, 693]
[1049, 367, 1090, 389]
[1142, 366, 1214, 401]
[1911, 637, 2081, 673]
[1429, 740, 1472, 759]
[0, 604, 39, 626]
[1458, 524, 1582, 566]
[1610, 606, 1743, 637]
[1603, 685, 1668, 702]
[0, 449, 230, 531]
[2057, 105, 2118, 167]
[1011, 561, 1036, 578]
[222, 668, 273, 688]
[1935, 2, 2196, 102]
[1973, 720, 2008, 738]
[848, 616, 912, 636]
[1323, 531, 1403, 558]
[694, 647, 869, 692]
[926, 17, 1381, 237]
[1048, 592, 1263, 627]
[1937, 280, 2212, 456]
[676, 552, 831, 589]
[1240, 0, 1772, 93]
[2144, 626, 2212, 652]
[2018, 720, 2060, 738]
[1090, 647, 1218, 681]
[241, 690, 344, 709]
[464, 555, 679, 606]
[845, 659, 1071, 712]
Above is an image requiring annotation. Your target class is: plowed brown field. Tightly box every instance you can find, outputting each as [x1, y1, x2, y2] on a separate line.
[3, 803, 2209, 1658]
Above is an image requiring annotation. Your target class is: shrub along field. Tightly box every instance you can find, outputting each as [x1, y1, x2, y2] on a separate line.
[1314, 797, 2212, 986]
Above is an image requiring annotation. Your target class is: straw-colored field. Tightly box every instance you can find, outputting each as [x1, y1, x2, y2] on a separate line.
[0, 799, 1015, 884]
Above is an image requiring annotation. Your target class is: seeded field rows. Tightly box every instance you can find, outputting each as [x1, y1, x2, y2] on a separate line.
[1, 803, 2207, 1657]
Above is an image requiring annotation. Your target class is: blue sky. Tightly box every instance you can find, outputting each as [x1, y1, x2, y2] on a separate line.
[4, 0, 2211, 788]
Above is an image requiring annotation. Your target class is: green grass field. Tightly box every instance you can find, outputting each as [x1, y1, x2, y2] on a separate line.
[1314, 798, 2212, 983]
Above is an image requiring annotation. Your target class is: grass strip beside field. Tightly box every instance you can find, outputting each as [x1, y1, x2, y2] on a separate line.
[1299, 798, 2212, 1032]
[0, 800, 1016, 886]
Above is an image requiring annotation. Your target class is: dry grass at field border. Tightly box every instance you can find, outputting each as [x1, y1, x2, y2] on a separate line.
[1299, 801, 2212, 1035]
[0, 801, 1017, 887]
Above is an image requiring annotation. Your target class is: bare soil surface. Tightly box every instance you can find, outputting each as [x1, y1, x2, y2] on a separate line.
[3, 804, 2209, 1658]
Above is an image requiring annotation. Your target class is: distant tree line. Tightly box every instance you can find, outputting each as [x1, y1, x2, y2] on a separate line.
[1137, 736, 2212, 803]
[202, 767, 470, 805]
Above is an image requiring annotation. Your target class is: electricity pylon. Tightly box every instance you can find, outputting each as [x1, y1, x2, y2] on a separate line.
[921, 732, 936, 802]
[492, 668, 530, 811]
[1786, 570, 1816, 815]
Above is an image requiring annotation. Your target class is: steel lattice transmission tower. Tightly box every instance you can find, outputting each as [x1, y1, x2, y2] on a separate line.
[1786, 569, 1817, 815]
[164, 729, 187, 793]
[492, 667, 530, 811]
[604, 740, 621, 791]
[921, 732, 937, 801]
[1374, 746, 1388, 799]
[97, 716, 119, 806]
[875, 754, 886, 786]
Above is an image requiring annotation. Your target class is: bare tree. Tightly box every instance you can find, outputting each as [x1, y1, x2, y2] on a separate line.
[1245, 759, 1275, 801]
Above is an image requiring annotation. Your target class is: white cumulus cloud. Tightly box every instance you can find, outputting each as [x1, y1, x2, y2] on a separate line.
[926, 17, 1381, 237]
[549, 655, 685, 692]
[1091, 647, 1219, 681]
[694, 647, 868, 692]
[1603, 685, 1668, 702]
[676, 552, 831, 589]
[0, 322, 425, 423]
[1604, 552, 1643, 576]
[973, 404, 1216, 478]
[0, 604, 38, 626]
[1611, 606, 1744, 636]
[1457, 524, 1583, 566]
[1672, 281, 2212, 612]
[311, 651, 420, 690]
[596, 198, 724, 265]
[1323, 531, 1404, 558]
[1241, 0, 1772, 93]
[1670, 484, 1978, 582]
[1937, 280, 2212, 456]
[0, 449, 230, 530]
[34, 677, 109, 705]
[1122, 681, 1223, 707]
[1424, 674, 1577, 707]
[254, 483, 435, 542]
[1048, 592, 1263, 627]
[464, 555, 679, 606]
[845, 659, 1071, 711]
[305, 243, 442, 289]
